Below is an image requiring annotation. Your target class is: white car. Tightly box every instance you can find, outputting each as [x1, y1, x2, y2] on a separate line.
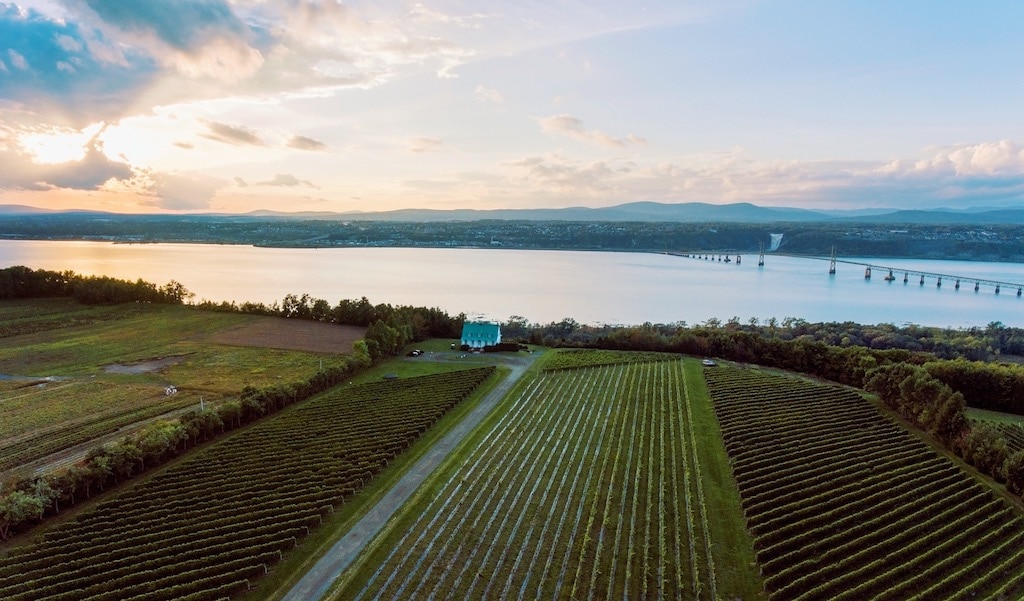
[701, 359, 717, 367]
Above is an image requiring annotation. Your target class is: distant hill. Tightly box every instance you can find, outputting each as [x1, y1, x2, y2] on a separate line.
[243, 201, 830, 222]
[0, 204, 57, 214]
[0, 205, 111, 215]
[243, 202, 1024, 224]
[837, 208, 1024, 225]
[3, 201, 1024, 224]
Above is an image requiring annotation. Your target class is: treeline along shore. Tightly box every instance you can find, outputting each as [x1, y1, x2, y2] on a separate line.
[2, 264, 1024, 542]
[2, 214, 1023, 261]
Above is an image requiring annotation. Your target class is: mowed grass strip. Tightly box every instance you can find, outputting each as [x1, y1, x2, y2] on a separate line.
[335, 358, 764, 600]
[705, 365, 1024, 601]
[0, 367, 494, 601]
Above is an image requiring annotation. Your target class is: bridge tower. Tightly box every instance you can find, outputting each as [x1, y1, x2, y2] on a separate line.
[758, 242, 765, 267]
[828, 245, 837, 275]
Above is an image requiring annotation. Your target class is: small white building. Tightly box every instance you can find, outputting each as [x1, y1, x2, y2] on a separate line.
[460, 321, 502, 349]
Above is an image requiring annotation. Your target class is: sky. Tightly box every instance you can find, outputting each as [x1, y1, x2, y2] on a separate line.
[1, 0, 1024, 214]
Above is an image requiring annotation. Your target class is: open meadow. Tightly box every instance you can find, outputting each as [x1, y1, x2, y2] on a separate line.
[0, 299, 363, 476]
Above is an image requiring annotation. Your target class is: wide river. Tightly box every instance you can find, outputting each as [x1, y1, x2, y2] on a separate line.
[1, 240, 1022, 328]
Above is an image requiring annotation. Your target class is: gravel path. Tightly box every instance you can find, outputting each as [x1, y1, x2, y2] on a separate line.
[281, 352, 538, 601]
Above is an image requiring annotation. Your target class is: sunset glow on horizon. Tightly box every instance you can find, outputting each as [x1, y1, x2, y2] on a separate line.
[2, 1, 1024, 215]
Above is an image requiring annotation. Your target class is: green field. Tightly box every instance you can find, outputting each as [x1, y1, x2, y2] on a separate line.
[332, 357, 763, 600]
[0, 300, 347, 473]
[706, 365, 1024, 600]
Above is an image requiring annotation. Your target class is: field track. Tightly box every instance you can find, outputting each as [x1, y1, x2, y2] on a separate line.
[339, 359, 753, 600]
[706, 365, 1024, 601]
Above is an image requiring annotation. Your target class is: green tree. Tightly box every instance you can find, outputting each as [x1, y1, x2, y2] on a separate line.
[1005, 450, 1024, 496]
[0, 490, 45, 540]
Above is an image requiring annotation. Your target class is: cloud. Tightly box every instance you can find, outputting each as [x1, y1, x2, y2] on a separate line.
[0, 6, 156, 124]
[287, 134, 326, 151]
[490, 141, 1024, 210]
[255, 173, 316, 188]
[538, 114, 646, 148]
[506, 154, 618, 195]
[77, 0, 264, 81]
[409, 137, 443, 153]
[44, 137, 133, 189]
[145, 171, 227, 210]
[474, 85, 505, 104]
[55, 33, 83, 53]
[7, 49, 28, 70]
[200, 121, 264, 146]
[901, 140, 1024, 177]
[410, 3, 490, 28]
[0, 2, 478, 127]
[0, 131, 132, 191]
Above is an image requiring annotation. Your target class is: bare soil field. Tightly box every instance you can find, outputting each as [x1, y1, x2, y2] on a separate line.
[206, 316, 365, 354]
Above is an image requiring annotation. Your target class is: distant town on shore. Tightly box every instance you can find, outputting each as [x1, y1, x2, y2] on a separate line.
[1, 201, 1023, 262]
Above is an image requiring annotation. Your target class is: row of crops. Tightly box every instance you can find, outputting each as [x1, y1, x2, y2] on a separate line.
[0, 381, 200, 473]
[0, 366, 494, 601]
[539, 348, 680, 371]
[340, 359, 750, 600]
[705, 365, 1024, 601]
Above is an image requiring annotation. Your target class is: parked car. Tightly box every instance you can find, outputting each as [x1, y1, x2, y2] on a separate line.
[701, 359, 717, 367]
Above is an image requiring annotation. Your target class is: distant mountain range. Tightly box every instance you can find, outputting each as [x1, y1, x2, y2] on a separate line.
[3, 201, 1024, 225]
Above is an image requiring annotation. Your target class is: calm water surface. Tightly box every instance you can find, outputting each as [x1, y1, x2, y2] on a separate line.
[1, 240, 1021, 328]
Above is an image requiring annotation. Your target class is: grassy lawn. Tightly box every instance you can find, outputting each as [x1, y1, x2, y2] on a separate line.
[966, 406, 1024, 425]
[683, 358, 766, 600]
